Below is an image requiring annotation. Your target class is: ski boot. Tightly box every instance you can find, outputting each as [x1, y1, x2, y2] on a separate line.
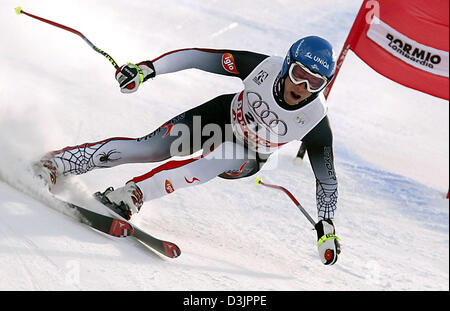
[94, 181, 144, 220]
[32, 159, 58, 190]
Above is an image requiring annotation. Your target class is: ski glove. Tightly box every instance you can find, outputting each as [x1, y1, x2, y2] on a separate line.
[315, 219, 341, 265]
[115, 61, 156, 93]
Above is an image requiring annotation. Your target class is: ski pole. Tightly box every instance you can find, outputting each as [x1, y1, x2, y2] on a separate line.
[15, 6, 119, 70]
[255, 177, 317, 228]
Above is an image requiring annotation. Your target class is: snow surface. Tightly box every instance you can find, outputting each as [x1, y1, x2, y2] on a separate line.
[0, 0, 448, 291]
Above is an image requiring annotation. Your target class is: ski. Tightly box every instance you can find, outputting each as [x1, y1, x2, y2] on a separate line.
[92, 191, 181, 258]
[0, 174, 180, 259]
[66, 197, 181, 259]
[59, 198, 135, 238]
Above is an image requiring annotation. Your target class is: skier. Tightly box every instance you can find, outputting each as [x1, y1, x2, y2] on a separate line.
[33, 36, 341, 265]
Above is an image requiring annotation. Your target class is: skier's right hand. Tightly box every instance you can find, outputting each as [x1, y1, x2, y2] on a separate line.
[115, 61, 155, 93]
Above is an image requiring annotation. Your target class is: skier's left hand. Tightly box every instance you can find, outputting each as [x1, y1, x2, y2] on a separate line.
[315, 219, 341, 265]
[115, 61, 155, 93]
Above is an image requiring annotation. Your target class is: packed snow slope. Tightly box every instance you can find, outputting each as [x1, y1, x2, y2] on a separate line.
[0, 0, 448, 290]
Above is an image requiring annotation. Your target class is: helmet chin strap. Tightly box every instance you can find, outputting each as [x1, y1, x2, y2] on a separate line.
[272, 74, 285, 104]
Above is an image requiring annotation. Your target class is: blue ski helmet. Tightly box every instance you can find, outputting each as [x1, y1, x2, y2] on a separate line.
[281, 36, 336, 83]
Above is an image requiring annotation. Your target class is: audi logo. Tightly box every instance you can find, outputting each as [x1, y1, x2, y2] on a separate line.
[246, 91, 288, 136]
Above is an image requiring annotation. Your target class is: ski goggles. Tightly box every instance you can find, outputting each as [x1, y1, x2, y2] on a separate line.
[288, 61, 328, 93]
